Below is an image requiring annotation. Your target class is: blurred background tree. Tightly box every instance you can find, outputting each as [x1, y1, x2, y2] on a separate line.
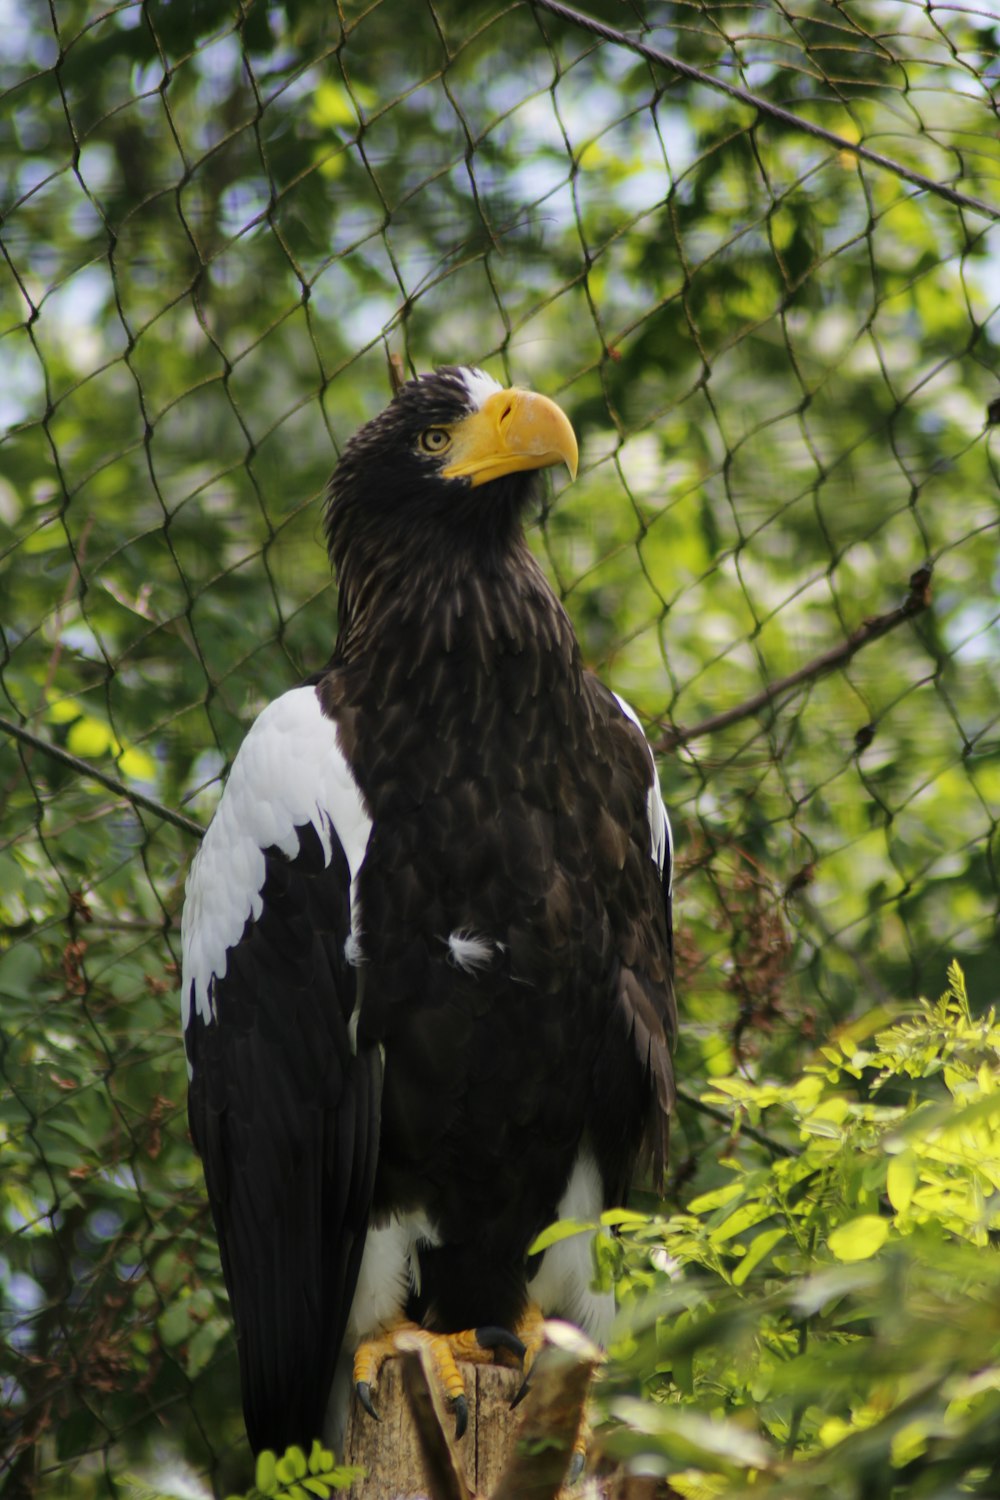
[1, 0, 997, 1494]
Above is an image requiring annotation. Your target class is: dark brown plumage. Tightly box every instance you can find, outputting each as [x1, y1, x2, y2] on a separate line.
[182, 365, 675, 1455]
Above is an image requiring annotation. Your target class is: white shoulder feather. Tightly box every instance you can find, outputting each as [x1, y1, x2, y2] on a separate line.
[612, 691, 672, 891]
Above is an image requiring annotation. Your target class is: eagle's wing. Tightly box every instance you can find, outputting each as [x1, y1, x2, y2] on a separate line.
[611, 689, 674, 944]
[181, 684, 379, 1453]
[592, 684, 676, 1190]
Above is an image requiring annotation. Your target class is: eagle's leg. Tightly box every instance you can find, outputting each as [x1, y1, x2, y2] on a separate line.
[353, 1320, 526, 1439]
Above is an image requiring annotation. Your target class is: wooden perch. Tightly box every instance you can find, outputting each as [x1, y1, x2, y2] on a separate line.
[341, 1321, 662, 1499]
[344, 1354, 517, 1499]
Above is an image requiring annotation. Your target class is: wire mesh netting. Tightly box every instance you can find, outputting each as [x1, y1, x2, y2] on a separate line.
[1, 0, 999, 1492]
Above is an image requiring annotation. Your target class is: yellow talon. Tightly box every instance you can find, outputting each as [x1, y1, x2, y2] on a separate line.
[352, 1324, 405, 1392]
[412, 1328, 466, 1404]
[568, 1410, 590, 1483]
[353, 1320, 471, 1435]
[514, 1302, 546, 1376]
[352, 1305, 552, 1437]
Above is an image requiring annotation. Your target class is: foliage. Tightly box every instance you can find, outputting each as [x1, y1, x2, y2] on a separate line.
[595, 963, 1000, 1496]
[118, 1443, 360, 1500]
[0, 0, 998, 1494]
[231, 1442, 361, 1500]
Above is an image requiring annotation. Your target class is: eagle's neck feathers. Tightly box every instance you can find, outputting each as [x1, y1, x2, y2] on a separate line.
[332, 530, 579, 688]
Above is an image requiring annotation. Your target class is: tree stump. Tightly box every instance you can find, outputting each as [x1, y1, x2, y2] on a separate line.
[343, 1359, 523, 1499]
[341, 1326, 669, 1500]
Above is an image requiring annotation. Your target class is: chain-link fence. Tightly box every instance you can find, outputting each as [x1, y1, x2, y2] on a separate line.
[2, 0, 998, 1493]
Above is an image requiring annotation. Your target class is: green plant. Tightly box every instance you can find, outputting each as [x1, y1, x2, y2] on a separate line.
[586, 963, 1000, 1497]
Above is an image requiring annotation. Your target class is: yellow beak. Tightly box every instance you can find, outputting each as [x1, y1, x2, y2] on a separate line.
[441, 389, 578, 488]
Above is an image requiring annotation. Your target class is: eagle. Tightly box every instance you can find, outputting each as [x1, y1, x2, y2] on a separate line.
[180, 365, 676, 1457]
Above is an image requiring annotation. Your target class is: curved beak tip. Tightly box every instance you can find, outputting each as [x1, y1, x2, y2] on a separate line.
[519, 391, 578, 482]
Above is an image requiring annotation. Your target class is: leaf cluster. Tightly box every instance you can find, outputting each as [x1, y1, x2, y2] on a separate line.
[235, 1441, 361, 1500]
[592, 963, 1000, 1498]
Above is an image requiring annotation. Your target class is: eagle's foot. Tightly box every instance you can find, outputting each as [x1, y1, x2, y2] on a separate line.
[567, 1411, 591, 1484]
[353, 1320, 522, 1439]
[509, 1301, 546, 1408]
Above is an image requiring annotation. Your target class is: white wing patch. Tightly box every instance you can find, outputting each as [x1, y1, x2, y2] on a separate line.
[180, 684, 372, 1033]
[612, 692, 673, 892]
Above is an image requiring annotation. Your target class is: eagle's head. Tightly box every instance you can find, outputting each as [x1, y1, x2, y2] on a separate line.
[324, 367, 578, 588]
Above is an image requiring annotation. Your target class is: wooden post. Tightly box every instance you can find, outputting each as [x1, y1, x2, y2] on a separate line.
[341, 1324, 669, 1500]
[344, 1358, 517, 1499]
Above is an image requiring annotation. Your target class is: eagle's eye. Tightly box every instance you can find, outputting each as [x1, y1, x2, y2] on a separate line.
[419, 428, 452, 455]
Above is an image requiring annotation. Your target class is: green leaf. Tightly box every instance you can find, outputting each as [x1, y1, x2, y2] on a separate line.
[886, 1151, 917, 1213]
[732, 1228, 786, 1285]
[276, 1447, 308, 1483]
[255, 1451, 278, 1495]
[119, 744, 158, 781]
[828, 1215, 890, 1263]
[600, 1208, 650, 1228]
[66, 715, 116, 758]
[686, 1180, 745, 1216]
[307, 1440, 333, 1476]
[529, 1217, 592, 1254]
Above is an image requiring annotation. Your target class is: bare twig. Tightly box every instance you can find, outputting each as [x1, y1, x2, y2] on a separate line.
[492, 1323, 601, 1500]
[388, 350, 406, 394]
[0, 714, 204, 840]
[657, 566, 933, 751]
[530, 0, 1000, 223]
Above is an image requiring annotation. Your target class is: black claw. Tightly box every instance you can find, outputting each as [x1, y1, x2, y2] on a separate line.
[356, 1380, 380, 1422]
[451, 1393, 468, 1440]
[509, 1374, 531, 1410]
[567, 1450, 585, 1485]
[474, 1326, 527, 1363]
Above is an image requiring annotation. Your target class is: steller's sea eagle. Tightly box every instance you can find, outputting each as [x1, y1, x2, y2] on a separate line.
[181, 366, 676, 1456]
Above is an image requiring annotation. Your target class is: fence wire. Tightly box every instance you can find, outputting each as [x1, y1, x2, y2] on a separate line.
[1, 0, 998, 1493]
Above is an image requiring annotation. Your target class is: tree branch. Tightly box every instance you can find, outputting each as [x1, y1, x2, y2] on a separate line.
[0, 714, 204, 840]
[675, 1085, 796, 1159]
[491, 1324, 601, 1500]
[656, 566, 933, 752]
[529, 0, 1000, 223]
